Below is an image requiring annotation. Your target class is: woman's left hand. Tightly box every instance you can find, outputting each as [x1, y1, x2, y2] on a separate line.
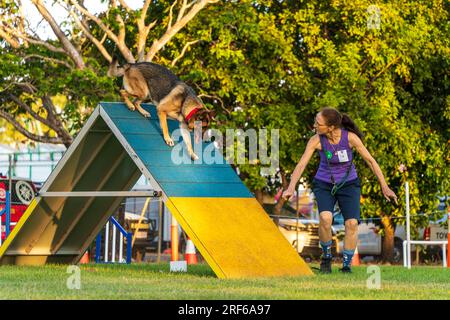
[382, 185, 398, 204]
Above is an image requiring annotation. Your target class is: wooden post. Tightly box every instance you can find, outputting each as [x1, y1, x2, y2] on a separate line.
[157, 200, 163, 263]
[131, 197, 150, 247]
[171, 215, 179, 261]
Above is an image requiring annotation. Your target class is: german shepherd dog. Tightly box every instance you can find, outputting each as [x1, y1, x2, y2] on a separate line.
[108, 58, 211, 160]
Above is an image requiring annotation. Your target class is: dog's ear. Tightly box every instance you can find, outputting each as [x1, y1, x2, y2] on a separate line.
[108, 56, 121, 77]
[195, 109, 212, 127]
[205, 110, 213, 127]
[111, 44, 121, 63]
[111, 55, 119, 65]
[208, 110, 217, 121]
[111, 53, 127, 67]
[202, 109, 216, 124]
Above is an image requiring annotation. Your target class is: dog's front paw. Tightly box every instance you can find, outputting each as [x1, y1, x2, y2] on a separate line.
[164, 137, 175, 147]
[128, 105, 136, 111]
[190, 152, 199, 161]
[141, 111, 151, 118]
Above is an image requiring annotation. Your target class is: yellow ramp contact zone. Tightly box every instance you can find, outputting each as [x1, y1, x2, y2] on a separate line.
[166, 197, 313, 278]
[0, 198, 39, 260]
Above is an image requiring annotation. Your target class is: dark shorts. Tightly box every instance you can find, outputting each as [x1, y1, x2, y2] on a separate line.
[312, 177, 361, 223]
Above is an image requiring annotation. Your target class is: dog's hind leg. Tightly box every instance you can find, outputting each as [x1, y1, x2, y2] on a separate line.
[120, 89, 136, 111]
[123, 67, 151, 118]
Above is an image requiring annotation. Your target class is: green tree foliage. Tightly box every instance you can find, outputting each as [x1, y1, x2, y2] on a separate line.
[0, 0, 218, 146]
[162, 0, 449, 244]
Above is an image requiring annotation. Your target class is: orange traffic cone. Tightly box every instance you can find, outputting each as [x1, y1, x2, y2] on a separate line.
[352, 247, 361, 266]
[185, 238, 198, 265]
[79, 251, 89, 264]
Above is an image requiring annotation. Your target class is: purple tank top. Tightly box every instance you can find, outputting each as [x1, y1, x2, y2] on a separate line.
[314, 128, 358, 184]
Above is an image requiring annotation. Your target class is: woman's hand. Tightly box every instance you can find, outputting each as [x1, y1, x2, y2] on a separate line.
[382, 185, 398, 204]
[282, 188, 295, 201]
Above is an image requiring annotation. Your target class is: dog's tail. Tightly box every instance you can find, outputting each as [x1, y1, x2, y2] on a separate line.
[107, 56, 130, 77]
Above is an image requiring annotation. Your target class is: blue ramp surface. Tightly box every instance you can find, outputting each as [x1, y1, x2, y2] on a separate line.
[100, 102, 253, 198]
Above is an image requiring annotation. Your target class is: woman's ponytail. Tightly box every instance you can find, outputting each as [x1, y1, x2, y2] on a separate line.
[342, 113, 364, 140]
[320, 107, 364, 140]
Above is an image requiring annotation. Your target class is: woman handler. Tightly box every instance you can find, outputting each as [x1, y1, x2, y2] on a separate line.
[282, 107, 398, 273]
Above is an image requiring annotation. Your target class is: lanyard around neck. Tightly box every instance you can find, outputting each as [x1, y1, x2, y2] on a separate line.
[319, 135, 354, 195]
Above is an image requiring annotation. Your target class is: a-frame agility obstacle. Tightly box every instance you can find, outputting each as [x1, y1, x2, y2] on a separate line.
[0, 102, 313, 278]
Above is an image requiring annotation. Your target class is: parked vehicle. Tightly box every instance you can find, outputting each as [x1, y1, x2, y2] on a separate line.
[420, 212, 447, 261]
[333, 201, 449, 263]
[0, 174, 37, 240]
[333, 213, 381, 255]
[428, 196, 449, 242]
[264, 195, 449, 263]
[263, 204, 339, 259]
[333, 211, 407, 263]
[424, 217, 447, 242]
[274, 216, 340, 259]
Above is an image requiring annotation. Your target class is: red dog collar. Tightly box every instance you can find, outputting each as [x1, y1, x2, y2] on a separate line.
[185, 107, 200, 122]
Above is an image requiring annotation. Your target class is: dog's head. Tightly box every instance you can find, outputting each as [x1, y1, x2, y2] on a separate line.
[186, 108, 212, 133]
[107, 56, 128, 78]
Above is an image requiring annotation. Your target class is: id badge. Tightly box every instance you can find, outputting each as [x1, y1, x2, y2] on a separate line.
[337, 150, 349, 162]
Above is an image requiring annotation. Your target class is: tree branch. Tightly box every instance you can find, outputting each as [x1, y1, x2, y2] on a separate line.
[0, 108, 65, 145]
[198, 93, 230, 115]
[31, 0, 85, 69]
[5, 90, 73, 146]
[0, 27, 20, 48]
[68, 7, 112, 62]
[136, 19, 157, 62]
[40, 95, 59, 123]
[115, 13, 126, 46]
[8, 94, 53, 128]
[117, 0, 132, 12]
[0, 23, 66, 53]
[370, 56, 401, 84]
[136, 0, 157, 62]
[69, 0, 134, 63]
[0, 82, 37, 94]
[41, 95, 73, 144]
[171, 39, 199, 66]
[100, 32, 108, 44]
[137, 0, 157, 62]
[17, 0, 29, 47]
[141, 0, 152, 21]
[168, 0, 178, 29]
[23, 54, 73, 69]
[365, 56, 401, 98]
[145, 0, 219, 62]
[177, 0, 190, 23]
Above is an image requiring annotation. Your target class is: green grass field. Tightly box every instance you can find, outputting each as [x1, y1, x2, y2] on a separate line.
[0, 263, 449, 300]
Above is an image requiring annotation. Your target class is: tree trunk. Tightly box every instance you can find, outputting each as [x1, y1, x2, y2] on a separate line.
[254, 189, 264, 205]
[274, 171, 288, 214]
[381, 215, 394, 263]
[273, 171, 289, 225]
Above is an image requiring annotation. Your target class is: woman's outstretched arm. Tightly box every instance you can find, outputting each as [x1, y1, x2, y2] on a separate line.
[349, 132, 398, 204]
[282, 134, 319, 199]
